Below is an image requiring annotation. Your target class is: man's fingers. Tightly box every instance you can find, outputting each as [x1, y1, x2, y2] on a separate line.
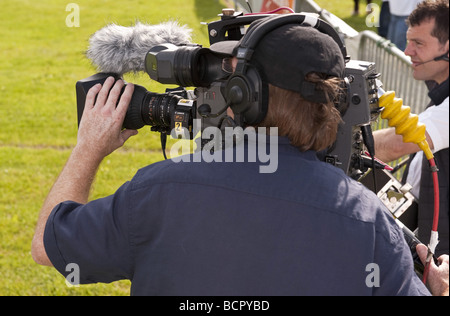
[116, 83, 134, 117]
[437, 254, 449, 266]
[95, 76, 115, 107]
[416, 243, 429, 266]
[105, 79, 125, 111]
[121, 129, 138, 142]
[85, 83, 102, 111]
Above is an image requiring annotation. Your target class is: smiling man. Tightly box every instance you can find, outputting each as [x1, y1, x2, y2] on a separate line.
[406, 4, 449, 83]
[374, 0, 449, 257]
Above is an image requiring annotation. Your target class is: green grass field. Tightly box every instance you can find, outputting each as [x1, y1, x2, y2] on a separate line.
[315, 0, 383, 31]
[0, 0, 380, 296]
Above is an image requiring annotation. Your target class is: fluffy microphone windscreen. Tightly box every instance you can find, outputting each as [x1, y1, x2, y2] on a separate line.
[86, 21, 193, 75]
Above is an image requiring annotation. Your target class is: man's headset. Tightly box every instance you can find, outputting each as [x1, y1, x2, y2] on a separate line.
[224, 14, 349, 126]
[416, 52, 450, 65]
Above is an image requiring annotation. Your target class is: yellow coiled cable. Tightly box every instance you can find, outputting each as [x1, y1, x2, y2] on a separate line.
[379, 91, 440, 284]
[379, 91, 434, 160]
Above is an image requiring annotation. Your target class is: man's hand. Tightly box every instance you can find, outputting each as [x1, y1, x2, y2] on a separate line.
[32, 77, 137, 266]
[417, 244, 449, 296]
[77, 77, 137, 162]
[373, 128, 434, 163]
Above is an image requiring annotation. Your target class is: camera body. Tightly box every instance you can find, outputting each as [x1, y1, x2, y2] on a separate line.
[323, 60, 381, 177]
[76, 12, 382, 177]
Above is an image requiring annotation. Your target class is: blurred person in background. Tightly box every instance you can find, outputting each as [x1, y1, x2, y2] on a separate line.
[353, 0, 373, 15]
[387, 0, 423, 50]
[378, 0, 390, 38]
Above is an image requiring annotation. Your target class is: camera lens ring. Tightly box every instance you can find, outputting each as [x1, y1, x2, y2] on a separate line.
[174, 46, 203, 87]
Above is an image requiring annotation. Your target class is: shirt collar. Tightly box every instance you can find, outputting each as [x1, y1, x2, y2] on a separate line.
[427, 77, 449, 106]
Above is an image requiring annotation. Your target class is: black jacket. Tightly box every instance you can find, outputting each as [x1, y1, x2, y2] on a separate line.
[416, 78, 449, 257]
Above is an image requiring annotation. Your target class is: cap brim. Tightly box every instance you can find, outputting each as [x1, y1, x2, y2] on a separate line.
[209, 40, 239, 56]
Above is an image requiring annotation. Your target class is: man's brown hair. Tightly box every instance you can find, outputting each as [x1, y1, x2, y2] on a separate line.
[407, 0, 449, 45]
[256, 73, 342, 152]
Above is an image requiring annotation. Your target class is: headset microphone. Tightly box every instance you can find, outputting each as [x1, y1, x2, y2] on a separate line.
[416, 52, 449, 66]
[434, 52, 450, 62]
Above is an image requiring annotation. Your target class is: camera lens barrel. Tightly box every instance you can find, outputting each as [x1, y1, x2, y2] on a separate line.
[146, 44, 201, 87]
[173, 46, 201, 87]
[146, 43, 227, 88]
[122, 84, 147, 130]
[123, 83, 190, 134]
[78, 74, 194, 136]
[145, 93, 182, 128]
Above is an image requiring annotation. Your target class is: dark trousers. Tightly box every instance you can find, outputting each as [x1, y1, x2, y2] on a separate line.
[378, 1, 391, 38]
[354, 0, 372, 13]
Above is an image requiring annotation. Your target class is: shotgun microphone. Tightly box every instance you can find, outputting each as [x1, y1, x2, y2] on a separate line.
[86, 21, 193, 75]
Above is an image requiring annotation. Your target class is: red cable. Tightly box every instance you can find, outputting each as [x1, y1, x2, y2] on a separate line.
[422, 158, 439, 285]
[430, 159, 440, 232]
[244, 7, 295, 15]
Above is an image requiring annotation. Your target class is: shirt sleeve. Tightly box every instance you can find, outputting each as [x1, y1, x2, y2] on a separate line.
[371, 201, 431, 296]
[43, 181, 134, 284]
[419, 97, 449, 153]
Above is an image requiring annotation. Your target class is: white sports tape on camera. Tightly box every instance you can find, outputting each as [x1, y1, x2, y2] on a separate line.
[301, 13, 319, 27]
[428, 230, 439, 255]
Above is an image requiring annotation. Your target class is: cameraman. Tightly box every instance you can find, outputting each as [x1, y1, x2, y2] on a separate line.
[32, 17, 443, 295]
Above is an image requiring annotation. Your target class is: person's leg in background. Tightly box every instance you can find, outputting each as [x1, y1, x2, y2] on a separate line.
[378, 0, 391, 38]
[387, 14, 409, 51]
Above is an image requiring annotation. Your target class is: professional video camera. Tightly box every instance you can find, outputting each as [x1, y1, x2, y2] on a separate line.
[76, 10, 383, 178]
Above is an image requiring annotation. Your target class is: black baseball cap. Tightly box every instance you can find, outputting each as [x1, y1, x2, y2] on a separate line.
[209, 18, 345, 103]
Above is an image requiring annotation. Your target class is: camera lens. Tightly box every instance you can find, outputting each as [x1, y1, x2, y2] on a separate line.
[122, 84, 185, 132]
[146, 44, 228, 88]
[173, 46, 201, 87]
[77, 74, 193, 136]
[173, 47, 228, 87]
[145, 93, 182, 128]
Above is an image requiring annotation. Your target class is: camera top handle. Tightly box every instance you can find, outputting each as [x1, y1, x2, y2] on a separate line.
[207, 12, 348, 63]
[208, 12, 268, 44]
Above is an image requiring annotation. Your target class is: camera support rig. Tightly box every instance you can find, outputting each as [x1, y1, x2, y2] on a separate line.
[324, 60, 382, 179]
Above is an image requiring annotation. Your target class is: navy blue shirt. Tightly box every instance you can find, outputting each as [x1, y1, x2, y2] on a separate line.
[44, 136, 430, 295]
